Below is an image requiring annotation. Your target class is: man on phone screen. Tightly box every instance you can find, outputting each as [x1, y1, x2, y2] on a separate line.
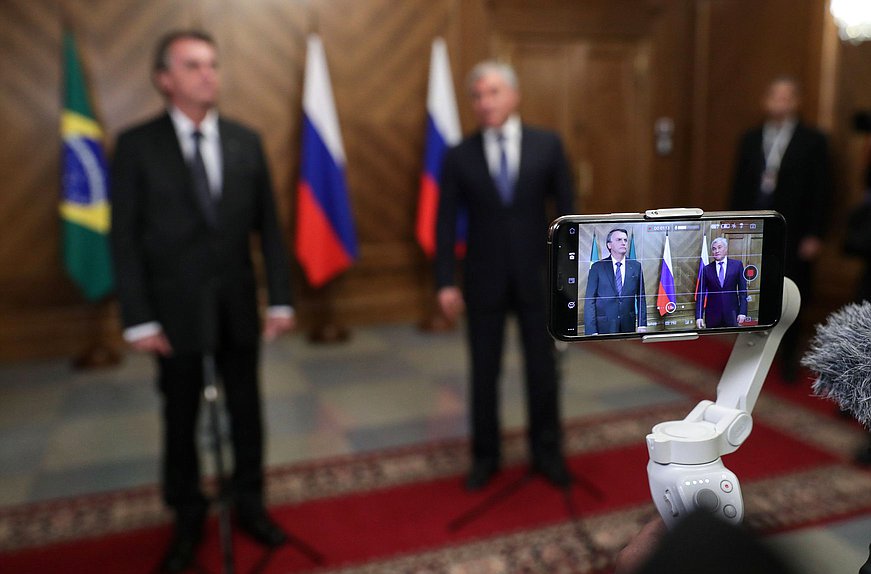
[696, 237, 748, 329]
[584, 228, 647, 335]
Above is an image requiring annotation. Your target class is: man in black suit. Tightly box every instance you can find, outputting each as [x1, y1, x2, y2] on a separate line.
[111, 30, 293, 572]
[731, 76, 831, 379]
[435, 61, 575, 490]
[584, 228, 648, 335]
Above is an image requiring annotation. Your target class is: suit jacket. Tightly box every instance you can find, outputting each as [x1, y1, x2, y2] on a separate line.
[110, 113, 291, 354]
[584, 257, 647, 334]
[731, 122, 831, 263]
[435, 125, 574, 309]
[696, 258, 747, 328]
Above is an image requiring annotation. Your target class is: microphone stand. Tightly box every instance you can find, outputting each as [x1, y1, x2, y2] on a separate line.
[200, 282, 324, 572]
[201, 282, 235, 574]
[447, 344, 605, 543]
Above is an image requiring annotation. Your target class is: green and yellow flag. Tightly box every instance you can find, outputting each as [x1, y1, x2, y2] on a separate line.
[60, 31, 113, 301]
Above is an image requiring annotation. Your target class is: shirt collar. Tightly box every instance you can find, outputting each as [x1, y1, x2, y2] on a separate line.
[484, 114, 521, 142]
[764, 117, 797, 134]
[169, 106, 219, 140]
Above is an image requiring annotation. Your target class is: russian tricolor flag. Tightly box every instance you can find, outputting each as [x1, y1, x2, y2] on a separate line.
[296, 34, 358, 288]
[657, 234, 676, 316]
[415, 37, 464, 259]
[694, 234, 709, 301]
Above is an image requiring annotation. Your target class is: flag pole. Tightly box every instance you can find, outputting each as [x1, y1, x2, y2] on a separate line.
[72, 298, 122, 370]
[61, 24, 121, 369]
[306, 278, 350, 343]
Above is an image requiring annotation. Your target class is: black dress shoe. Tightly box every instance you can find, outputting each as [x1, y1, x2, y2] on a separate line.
[160, 507, 206, 573]
[160, 533, 200, 573]
[236, 505, 288, 548]
[533, 457, 572, 488]
[465, 459, 500, 491]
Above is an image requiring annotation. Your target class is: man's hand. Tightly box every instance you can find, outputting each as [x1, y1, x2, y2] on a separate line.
[437, 286, 465, 323]
[131, 332, 173, 356]
[737, 314, 747, 324]
[696, 318, 705, 329]
[614, 516, 668, 574]
[263, 315, 296, 342]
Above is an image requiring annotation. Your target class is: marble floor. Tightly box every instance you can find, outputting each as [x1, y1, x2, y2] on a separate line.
[0, 321, 868, 573]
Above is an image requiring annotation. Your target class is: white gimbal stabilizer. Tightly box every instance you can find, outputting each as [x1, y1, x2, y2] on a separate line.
[644, 276, 800, 527]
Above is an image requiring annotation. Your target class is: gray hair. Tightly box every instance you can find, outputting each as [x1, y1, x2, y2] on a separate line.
[466, 60, 519, 93]
[711, 237, 728, 250]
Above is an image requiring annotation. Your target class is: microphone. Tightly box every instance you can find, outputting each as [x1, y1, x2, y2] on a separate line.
[801, 301, 871, 427]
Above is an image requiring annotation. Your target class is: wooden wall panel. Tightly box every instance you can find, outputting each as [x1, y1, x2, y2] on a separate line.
[0, 0, 467, 360]
[1, 0, 866, 361]
[689, 0, 826, 210]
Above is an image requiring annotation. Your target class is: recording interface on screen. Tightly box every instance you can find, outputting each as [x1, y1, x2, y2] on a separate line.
[571, 218, 765, 335]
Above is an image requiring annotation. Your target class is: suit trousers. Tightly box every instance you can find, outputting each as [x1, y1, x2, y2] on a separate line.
[466, 298, 562, 465]
[157, 344, 264, 513]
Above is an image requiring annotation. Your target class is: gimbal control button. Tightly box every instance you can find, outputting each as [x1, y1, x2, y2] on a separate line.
[694, 488, 720, 512]
[723, 504, 738, 519]
[720, 479, 734, 493]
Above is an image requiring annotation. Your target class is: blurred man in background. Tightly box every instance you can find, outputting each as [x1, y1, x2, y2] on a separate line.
[731, 76, 832, 380]
[435, 61, 575, 490]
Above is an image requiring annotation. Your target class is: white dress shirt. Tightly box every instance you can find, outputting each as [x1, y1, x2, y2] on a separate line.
[611, 257, 626, 289]
[169, 107, 223, 197]
[482, 114, 522, 185]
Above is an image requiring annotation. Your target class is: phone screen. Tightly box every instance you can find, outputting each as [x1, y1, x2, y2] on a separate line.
[548, 211, 786, 341]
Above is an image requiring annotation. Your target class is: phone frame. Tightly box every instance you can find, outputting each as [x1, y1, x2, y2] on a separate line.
[547, 209, 787, 342]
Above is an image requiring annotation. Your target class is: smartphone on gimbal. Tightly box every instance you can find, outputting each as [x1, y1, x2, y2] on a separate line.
[547, 209, 787, 342]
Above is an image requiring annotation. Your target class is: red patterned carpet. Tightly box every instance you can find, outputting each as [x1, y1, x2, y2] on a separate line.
[2, 338, 870, 574]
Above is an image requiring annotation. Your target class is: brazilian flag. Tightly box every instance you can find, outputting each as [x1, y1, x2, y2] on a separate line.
[589, 232, 599, 269]
[60, 31, 113, 301]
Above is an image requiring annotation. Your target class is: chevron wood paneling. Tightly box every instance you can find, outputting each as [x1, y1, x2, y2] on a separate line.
[0, 0, 854, 361]
[0, 0, 463, 360]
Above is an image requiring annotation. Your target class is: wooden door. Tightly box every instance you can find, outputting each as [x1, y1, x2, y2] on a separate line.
[497, 38, 653, 215]
[722, 232, 762, 323]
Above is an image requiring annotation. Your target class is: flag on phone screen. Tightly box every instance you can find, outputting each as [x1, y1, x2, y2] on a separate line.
[657, 234, 676, 316]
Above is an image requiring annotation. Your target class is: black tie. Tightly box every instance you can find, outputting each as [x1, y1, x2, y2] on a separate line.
[190, 130, 218, 227]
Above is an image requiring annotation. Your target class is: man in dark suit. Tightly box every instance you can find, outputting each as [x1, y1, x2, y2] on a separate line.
[695, 237, 748, 329]
[584, 228, 648, 335]
[730, 76, 831, 376]
[110, 30, 293, 572]
[435, 61, 575, 491]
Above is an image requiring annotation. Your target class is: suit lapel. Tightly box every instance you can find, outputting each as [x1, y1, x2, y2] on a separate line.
[624, 260, 636, 292]
[515, 126, 532, 202]
[157, 114, 195, 200]
[603, 256, 617, 293]
[218, 120, 236, 225]
[471, 132, 504, 205]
